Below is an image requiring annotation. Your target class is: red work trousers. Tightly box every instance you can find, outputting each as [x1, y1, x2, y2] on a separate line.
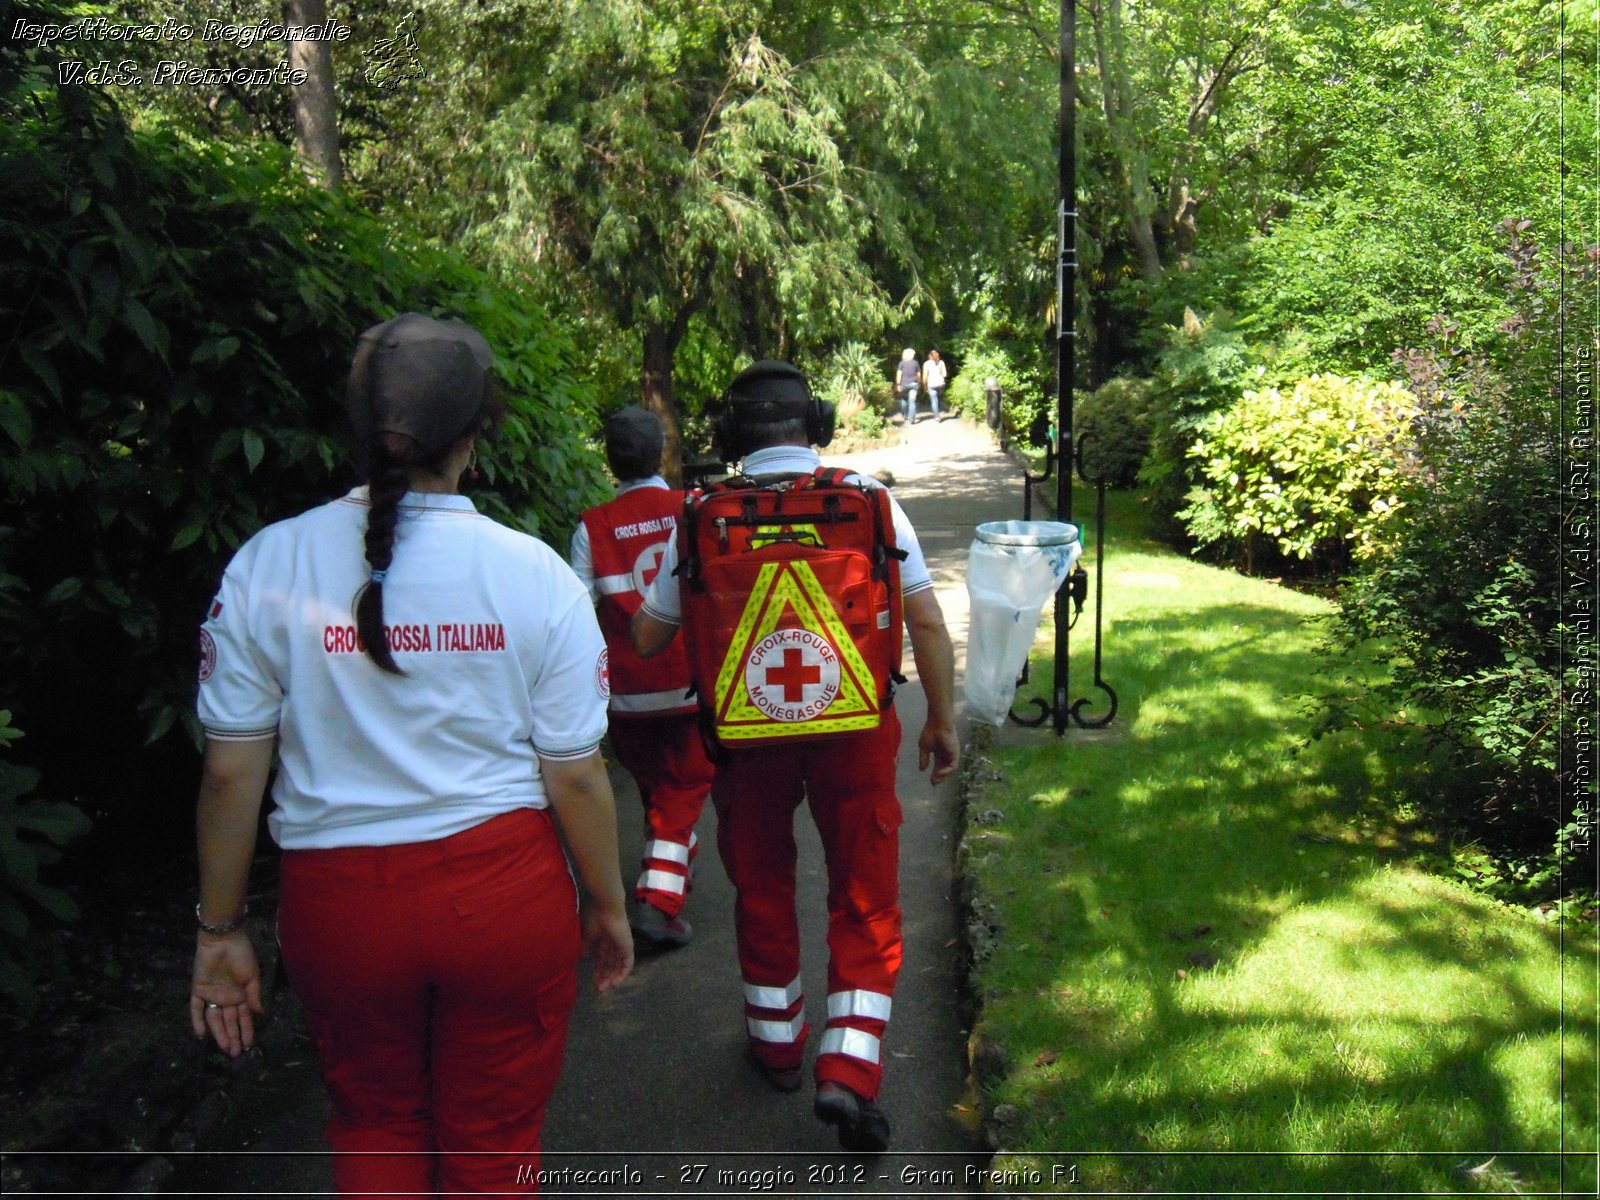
[608, 713, 713, 917]
[278, 808, 580, 1198]
[712, 710, 903, 1100]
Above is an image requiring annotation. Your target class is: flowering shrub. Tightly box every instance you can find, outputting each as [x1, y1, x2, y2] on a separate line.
[1179, 374, 1418, 567]
[1318, 221, 1594, 896]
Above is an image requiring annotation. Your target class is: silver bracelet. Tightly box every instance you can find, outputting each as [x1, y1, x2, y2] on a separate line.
[196, 902, 248, 936]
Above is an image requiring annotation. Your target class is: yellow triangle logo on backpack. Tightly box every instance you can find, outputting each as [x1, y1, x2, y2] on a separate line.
[713, 561, 881, 741]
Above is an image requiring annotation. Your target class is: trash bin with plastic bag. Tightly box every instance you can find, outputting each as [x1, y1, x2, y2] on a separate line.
[964, 520, 1082, 726]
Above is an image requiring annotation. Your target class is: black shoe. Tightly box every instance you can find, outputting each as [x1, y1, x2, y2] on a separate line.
[814, 1081, 891, 1152]
[746, 1046, 802, 1093]
[631, 903, 692, 949]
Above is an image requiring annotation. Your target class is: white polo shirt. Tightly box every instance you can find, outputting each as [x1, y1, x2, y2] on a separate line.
[197, 488, 610, 850]
[639, 446, 933, 626]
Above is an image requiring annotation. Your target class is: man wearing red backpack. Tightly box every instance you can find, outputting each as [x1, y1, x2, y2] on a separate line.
[571, 406, 712, 949]
[632, 361, 959, 1151]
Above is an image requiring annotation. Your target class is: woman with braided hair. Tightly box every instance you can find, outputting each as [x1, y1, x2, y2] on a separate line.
[188, 313, 632, 1195]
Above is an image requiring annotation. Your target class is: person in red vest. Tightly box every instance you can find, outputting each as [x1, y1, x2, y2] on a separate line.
[631, 362, 960, 1152]
[570, 406, 713, 948]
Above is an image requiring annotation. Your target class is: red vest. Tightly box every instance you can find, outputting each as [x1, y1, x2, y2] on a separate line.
[581, 486, 696, 718]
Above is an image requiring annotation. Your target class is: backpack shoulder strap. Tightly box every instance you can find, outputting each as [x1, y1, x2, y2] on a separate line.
[810, 466, 856, 488]
[677, 489, 705, 590]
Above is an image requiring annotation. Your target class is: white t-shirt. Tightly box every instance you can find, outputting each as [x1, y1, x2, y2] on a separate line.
[923, 358, 947, 389]
[639, 445, 933, 626]
[197, 488, 610, 850]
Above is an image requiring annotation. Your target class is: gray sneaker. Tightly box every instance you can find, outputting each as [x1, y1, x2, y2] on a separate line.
[631, 903, 692, 948]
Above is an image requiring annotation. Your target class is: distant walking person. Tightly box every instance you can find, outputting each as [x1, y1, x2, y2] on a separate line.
[570, 406, 714, 949]
[189, 313, 632, 1196]
[895, 347, 921, 422]
[922, 350, 947, 420]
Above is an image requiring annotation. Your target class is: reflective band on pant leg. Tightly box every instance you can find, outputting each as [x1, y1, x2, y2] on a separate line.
[643, 839, 691, 866]
[743, 975, 803, 1011]
[747, 1013, 806, 1043]
[638, 868, 686, 895]
[818, 1026, 881, 1064]
[826, 989, 892, 1023]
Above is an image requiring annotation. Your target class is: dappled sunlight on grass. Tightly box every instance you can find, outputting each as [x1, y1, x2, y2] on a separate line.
[966, 517, 1599, 1195]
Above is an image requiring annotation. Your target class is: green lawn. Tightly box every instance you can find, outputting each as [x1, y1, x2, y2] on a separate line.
[963, 488, 1598, 1196]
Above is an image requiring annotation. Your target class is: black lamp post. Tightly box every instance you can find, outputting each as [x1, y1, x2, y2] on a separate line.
[1012, 0, 1116, 734]
[1053, 0, 1077, 735]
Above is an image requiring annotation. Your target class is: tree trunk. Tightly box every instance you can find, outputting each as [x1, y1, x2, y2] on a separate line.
[283, 0, 342, 188]
[1091, 0, 1162, 282]
[641, 324, 685, 486]
[1161, 37, 1252, 267]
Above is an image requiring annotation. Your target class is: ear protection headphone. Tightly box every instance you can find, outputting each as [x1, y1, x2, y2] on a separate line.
[711, 360, 836, 461]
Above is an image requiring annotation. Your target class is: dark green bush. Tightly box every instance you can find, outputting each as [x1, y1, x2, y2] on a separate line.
[0, 710, 88, 1010]
[1318, 221, 1591, 896]
[1074, 375, 1153, 487]
[0, 72, 604, 818]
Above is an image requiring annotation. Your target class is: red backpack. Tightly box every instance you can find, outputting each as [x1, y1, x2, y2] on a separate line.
[677, 468, 904, 748]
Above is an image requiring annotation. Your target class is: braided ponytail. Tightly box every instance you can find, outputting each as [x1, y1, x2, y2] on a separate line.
[345, 313, 505, 676]
[355, 435, 418, 675]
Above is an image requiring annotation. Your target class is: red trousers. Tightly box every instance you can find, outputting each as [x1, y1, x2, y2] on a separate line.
[712, 710, 903, 1099]
[278, 808, 579, 1197]
[608, 714, 713, 918]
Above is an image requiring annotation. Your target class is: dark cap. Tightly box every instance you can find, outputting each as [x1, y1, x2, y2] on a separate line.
[604, 405, 665, 470]
[347, 313, 494, 457]
[726, 359, 810, 422]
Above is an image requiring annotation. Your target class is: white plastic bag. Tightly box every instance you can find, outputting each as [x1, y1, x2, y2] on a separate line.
[963, 520, 1081, 726]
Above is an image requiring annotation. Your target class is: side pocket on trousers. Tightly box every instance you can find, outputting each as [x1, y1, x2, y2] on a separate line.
[532, 966, 579, 1033]
[875, 795, 904, 837]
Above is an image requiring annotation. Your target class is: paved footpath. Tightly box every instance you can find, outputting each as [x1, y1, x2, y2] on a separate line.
[172, 415, 1019, 1197]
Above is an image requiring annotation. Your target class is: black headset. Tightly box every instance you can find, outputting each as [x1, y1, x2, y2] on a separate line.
[711, 360, 836, 462]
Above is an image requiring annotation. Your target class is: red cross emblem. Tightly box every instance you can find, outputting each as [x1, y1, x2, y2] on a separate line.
[631, 543, 667, 595]
[744, 629, 840, 722]
[765, 648, 822, 701]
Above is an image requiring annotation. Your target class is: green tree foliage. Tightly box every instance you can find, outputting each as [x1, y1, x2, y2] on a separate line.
[945, 330, 1039, 443]
[371, 0, 932, 473]
[0, 68, 602, 815]
[1134, 309, 1260, 541]
[1231, 0, 1584, 369]
[1179, 375, 1418, 568]
[1319, 222, 1592, 892]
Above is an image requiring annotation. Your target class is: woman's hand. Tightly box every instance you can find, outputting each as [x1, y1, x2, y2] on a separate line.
[542, 751, 634, 994]
[584, 904, 635, 994]
[190, 930, 265, 1057]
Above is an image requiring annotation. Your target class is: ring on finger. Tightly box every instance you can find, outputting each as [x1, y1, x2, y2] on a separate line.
[205, 1001, 221, 1010]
